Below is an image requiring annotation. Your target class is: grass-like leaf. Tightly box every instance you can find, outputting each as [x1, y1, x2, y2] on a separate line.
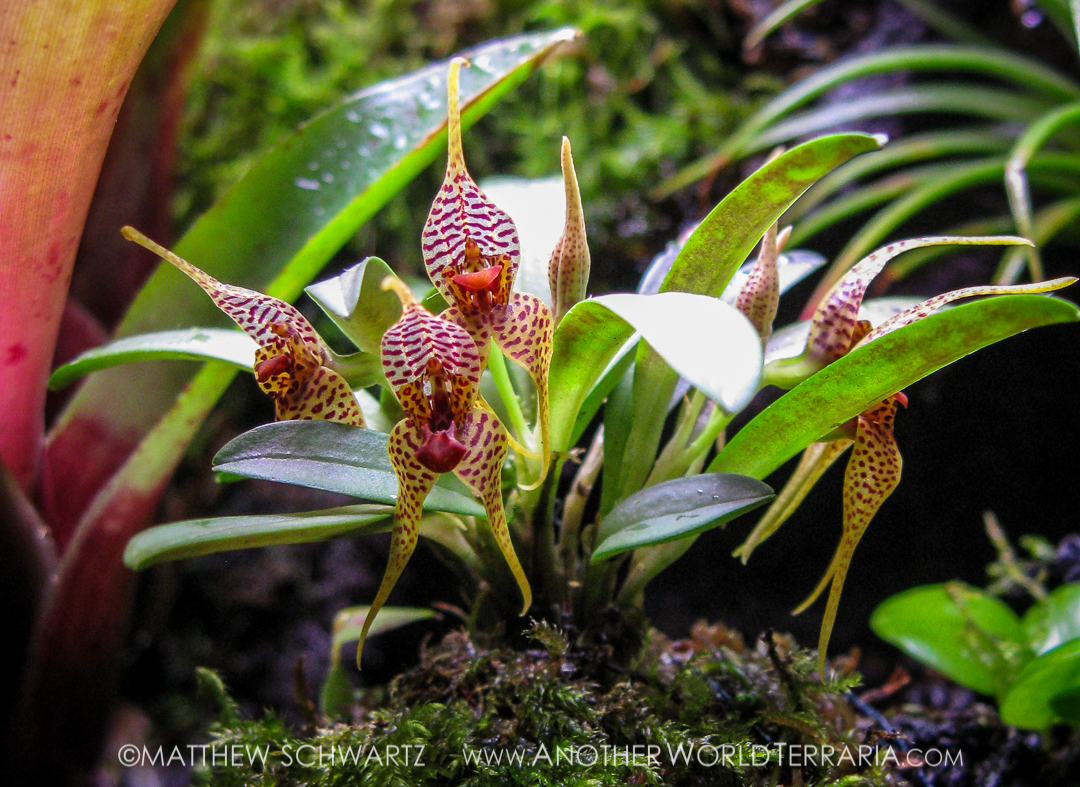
[124, 504, 393, 570]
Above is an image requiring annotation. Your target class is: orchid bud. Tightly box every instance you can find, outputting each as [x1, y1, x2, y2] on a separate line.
[548, 136, 590, 325]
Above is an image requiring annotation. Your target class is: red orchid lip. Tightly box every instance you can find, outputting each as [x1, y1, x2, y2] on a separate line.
[416, 422, 468, 473]
[254, 353, 294, 382]
[452, 265, 502, 292]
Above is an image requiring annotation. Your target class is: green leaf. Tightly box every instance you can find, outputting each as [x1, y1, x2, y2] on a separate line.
[550, 292, 762, 453]
[567, 339, 637, 451]
[657, 45, 1080, 196]
[591, 474, 774, 562]
[212, 421, 484, 517]
[306, 257, 402, 355]
[1051, 683, 1080, 725]
[870, 582, 1028, 697]
[123, 504, 392, 570]
[330, 605, 436, 663]
[48, 329, 257, 391]
[660, 134, 884, 298]
[711, 295, 1080, 481]
[616, 133, 883, 503]
[1023, 582, 1080, 656]
[1000, 639, 1080, 729]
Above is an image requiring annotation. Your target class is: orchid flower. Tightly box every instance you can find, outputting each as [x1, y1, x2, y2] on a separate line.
[121, 227, 365, 427]
[356, 277, 532, 665]
[548, 136, 591, 326]
[740, 235, 1076, 672]
[421, 58, 554, 477]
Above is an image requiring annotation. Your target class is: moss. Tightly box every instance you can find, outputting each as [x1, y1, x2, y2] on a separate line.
[194, 622, 888, 786]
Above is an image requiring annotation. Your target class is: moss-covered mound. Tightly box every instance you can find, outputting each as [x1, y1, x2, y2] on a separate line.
[195, 622, 891, 786]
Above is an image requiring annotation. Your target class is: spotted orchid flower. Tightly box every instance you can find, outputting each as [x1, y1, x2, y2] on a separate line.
[740, 235, 1076, 672]
[356, 277, 532, 665]
[121, 227, 365, 426]
[421, 58, 554, 475]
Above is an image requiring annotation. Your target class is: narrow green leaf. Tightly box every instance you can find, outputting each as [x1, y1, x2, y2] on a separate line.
[656, 45, 1080, 197]
[123, 504, 392, 570]
[212, 421, 484, 516]
[306, 257, 402, 355]
[599, 361, 636, 517]
[661, 134, 884, 298]
[1023, 582, 1080, 656]
[711, 295, 1080, 481]
[48, 328, 256, 391]
[870, 583, 1028, 697]
[749, 86, 1052, 159]
[1000, 639, 1080, 729]
[744, 0, 827, 50]
[591, 474, 774, 562]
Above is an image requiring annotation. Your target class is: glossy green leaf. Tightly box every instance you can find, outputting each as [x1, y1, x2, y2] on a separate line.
[614, 134, 881, 503]
[1000, 639, 1080, 729]
[591, 474, 774, 562]
[660, 134, 884, 298]
[212, 421, 484, 517]
[306, 257, 402, 355]
[48, 329, 256, 391]
[567, 338, 637, 451]
[550, 293, 761, 452]
[711, 295, 1079, 481]
[1023, 582, 1080, 656]
[870, 582, 1028, 697]
[123, 504, 392, 570]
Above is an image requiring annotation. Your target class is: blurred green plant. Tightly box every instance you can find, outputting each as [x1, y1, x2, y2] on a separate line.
[872, 520, 1080, 730]
[659, 0, 1080, 314]
[175, 0, 765, 281]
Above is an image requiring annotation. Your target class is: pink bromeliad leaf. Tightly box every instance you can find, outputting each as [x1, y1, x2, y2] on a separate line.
[121, 227, 364, 427]
[358, 278, 531, 665]
[421, 59, 555, 478]
[793, 393, 906, 674]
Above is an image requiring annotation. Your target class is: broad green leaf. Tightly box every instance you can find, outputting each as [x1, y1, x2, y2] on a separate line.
[550, 293, 761, 453]
[591, 474, 774, 562]
[1000, 639, 1080, 729]
[711, 295, 1079, 481]
[870, 583, 1028, 697]
[1050, 684, 1080, 725]
[599, 361, 636, 516]
[212, 421, 484, 517]
[1023, 582, 1080, 656]
[123, 504, 393, 570]
[617, 134, 882, 503]
[48, 329, 257, 391]
[306, 257, 402, 355]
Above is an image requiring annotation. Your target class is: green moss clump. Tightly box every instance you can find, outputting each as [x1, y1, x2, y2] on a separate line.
[194, 623, 889, 786]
